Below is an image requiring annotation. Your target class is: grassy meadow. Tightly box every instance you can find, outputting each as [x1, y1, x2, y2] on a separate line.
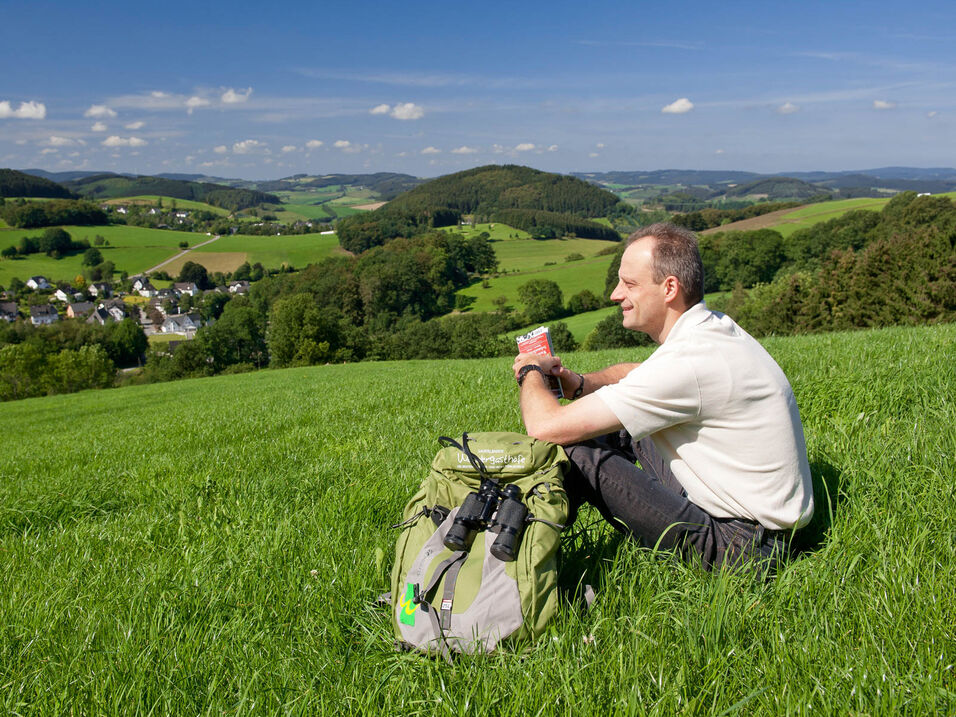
[0, 224, 194, 285]
[1, 323, 954, 714]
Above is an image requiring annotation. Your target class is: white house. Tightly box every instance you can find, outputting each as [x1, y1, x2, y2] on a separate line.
[54, 287, 85, 303]
[173, 282, 200, 296]
[30, 304, 59, 325]
[88, 282, 112, 298]
[228, 280, 250, 295]
[26, 276, 51, 291]
[161, 312, 202, 335]
[0, 301, 18, 322]
[132, 276, 157, 297]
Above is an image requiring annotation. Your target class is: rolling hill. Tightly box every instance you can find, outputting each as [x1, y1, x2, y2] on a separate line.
[335, 164, 624, 253]
[62, 174, 279, 211]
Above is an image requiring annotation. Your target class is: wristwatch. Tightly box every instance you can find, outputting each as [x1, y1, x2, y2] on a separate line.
[516, 364, 547, 385]
[572, 372, 585, 399]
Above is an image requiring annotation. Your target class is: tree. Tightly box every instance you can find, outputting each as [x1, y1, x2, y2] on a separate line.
[201, 301, 267, 368]
[104, 319, 148, 367]
[39, 227, 72, 257]
[582, 312, 654, 350]
[268, 294, 341, 367]
[0, 342, 47, 401]
[82, 247, 103, 266]
[178, 261, 211, 289]
[517, 279, 564, 324]
[567, 289, 602, 315]
[46, 345, 114, 395]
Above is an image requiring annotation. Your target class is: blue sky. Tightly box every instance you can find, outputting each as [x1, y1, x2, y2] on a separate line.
[2, 0, 955, 180]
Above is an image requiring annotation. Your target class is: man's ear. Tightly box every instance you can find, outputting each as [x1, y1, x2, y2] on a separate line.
[662, 275, 681, 304]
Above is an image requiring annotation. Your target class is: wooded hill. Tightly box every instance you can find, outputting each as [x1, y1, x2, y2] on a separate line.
[0, 169, 76, 199]
[63, 174, 279, 211]
[336, 165, 624, 253]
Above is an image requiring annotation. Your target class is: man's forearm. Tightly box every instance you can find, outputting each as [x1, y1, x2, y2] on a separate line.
[562, 362, 640, 398]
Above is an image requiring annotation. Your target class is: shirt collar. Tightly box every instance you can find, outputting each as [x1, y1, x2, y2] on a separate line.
[662, 301, 711, 344]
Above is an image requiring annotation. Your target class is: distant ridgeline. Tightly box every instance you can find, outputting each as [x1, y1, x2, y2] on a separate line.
[335, 165, 624, 253]
[63, 174, 279, 211]
[255, 172, 424, 201]
[0, 168, 76, 199]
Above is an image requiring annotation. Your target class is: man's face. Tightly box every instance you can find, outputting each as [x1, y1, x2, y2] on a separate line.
[609, 237, 669, 337]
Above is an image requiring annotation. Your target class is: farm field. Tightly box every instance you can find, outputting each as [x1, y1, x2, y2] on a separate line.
[1, 323, 953, 713]
[0, 224, 194, 285]
[457, 254, 614, 314]
[0, 223, 346, 284]
[188, 232, 344, 271]
[104, 196, 231, 216]
[705, 192, 956, 237]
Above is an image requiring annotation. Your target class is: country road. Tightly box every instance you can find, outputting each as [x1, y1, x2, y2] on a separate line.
[143, 235, 222, 274]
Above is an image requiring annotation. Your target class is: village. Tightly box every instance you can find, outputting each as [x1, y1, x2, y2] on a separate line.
[0, 273, 251, 338]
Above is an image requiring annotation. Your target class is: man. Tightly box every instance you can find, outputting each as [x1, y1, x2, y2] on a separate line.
[513, 223, 813, 571]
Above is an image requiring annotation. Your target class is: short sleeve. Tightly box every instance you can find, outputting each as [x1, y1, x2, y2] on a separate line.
[594, 355, 701, 439]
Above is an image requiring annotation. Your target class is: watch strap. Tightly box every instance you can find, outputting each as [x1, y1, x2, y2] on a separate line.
[517, 364, 547, 385]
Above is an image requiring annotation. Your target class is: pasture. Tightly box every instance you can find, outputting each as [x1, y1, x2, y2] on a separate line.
[707, 192, 956, 237]
[0, 323, 953, 713]
[457, 255, 614, 313]
[103, 196, 231, 216]
[0, 224, 193, 285]
[0, 225, 346, 285]
[190, 232, 344, 270]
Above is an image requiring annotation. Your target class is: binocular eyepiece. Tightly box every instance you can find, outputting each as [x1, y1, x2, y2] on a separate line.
[443, 480, 528, 561]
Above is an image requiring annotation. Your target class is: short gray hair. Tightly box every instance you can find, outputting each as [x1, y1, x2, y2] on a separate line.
[627, 222, 704, 305]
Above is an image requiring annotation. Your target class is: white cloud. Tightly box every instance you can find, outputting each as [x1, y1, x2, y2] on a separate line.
[48, 136, 79, 146]
[589, 152, 599, 158]
[151, 91, 169, 98]
[873, 100, 896, 110]
[421, 146, 441, 154]
[596, 143, 605, 149]
[389, 102, 425, 120]
[547, 145, 559, 152]
[662, 98, 694, 114]
[0, 100, 47, 119]
[515, 143, 536, 152]
[715, 149, 725, 155]
[777, 102, 799, 114]
[125, 121, 145, 130]
[221, 87, 253, 104]
[281, 145, 297, 153]
[232, 139, 262, 154]
[186, 96, 211, 114]
[91, 121, 108, 132]
[333, 140, 363, 154]
[928, 110, 938, 118]
[306, 139, 324, 149]
[102, 135, 147, 147]
[370, 104, 391, 115]
[451, 146, 479, 154]
[40, 148, 59, 155]
[84, 104, 117, 119]
[213, 145, 228, 154]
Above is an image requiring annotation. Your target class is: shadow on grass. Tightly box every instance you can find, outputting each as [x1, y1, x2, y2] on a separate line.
[791, 458, 844, 556]
[557, 458, 845, 595]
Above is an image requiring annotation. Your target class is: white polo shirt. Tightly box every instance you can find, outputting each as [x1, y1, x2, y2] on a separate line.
[595, 303, 814, 530]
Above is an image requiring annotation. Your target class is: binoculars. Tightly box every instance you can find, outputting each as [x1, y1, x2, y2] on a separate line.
[443, 479, 528, 561]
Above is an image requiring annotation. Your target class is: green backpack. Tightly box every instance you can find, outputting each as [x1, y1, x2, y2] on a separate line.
[390, 432, 569, 658]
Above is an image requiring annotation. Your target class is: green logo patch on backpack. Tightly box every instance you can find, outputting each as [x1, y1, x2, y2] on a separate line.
[390, 432, 569, 658]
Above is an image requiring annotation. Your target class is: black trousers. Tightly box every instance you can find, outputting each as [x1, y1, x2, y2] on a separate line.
[563, 431, 789, 572]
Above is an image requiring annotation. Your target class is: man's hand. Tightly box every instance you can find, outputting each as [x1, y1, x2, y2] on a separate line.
[513, 353, 563, 382]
